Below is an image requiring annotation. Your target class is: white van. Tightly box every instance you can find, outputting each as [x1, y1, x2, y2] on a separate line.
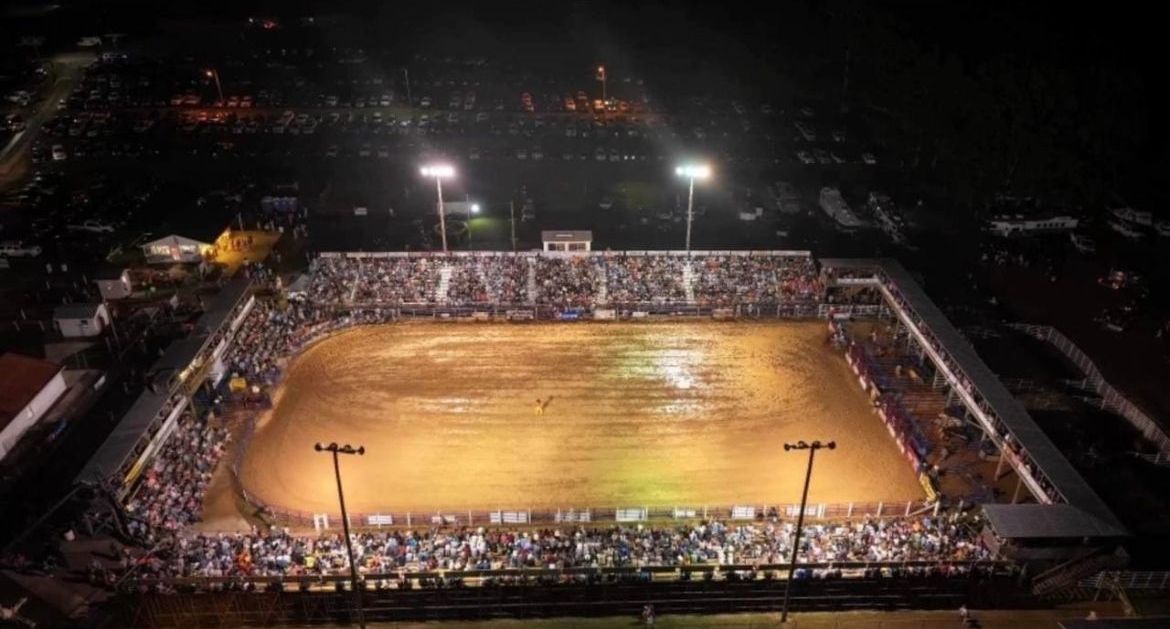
[0, 241, 42, 257]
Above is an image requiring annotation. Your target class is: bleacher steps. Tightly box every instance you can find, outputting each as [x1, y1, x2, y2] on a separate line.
[437, 265, 453, 304]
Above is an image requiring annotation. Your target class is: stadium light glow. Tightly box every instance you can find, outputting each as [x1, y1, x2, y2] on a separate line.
[676, 163, 711, 251]
[675, 164, 711, 180]
[420, 164, 455, 179]
[420, 164, 456, 251]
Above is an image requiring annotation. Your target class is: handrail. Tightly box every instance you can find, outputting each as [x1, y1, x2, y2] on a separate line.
[870, 279, 1054, 504]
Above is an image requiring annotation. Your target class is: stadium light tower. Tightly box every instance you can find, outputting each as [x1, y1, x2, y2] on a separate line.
[780, 439, 836, 623]
[420, 164, 455, 252]
[468, 203, 480, 250]
[675, 164, 711, 251]
[315, 442, 367, 629]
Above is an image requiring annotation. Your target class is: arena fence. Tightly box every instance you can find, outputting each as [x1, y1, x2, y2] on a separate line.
[1008, 323, 1170, 456]
[222, 298, 913, 531]
[230, 414, 935, 531]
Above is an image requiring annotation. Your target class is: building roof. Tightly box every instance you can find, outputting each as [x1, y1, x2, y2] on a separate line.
[153, 335, 209, 376]
[53, 303, 105, 320]
[0, 352, 63, 434]
[872, 259, 1125, 538]
[982, 503, 1127, 539]
[194, 277, 252, 335]
[542, 230, 593, 242]
[143, 234, 215, 248]
[76, 388, 173, 484]
[92, 267, 128, 281]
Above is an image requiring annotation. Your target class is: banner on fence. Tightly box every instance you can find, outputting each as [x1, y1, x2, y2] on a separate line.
[556, 509, 591, 523]
[731, 506, 756, 520]
[367, 514, 393, 527]
[616, 508, 648, 522]
[490, 511, 529, 524]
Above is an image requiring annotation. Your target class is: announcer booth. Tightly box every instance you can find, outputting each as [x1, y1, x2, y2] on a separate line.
[542, 230, 592, 252]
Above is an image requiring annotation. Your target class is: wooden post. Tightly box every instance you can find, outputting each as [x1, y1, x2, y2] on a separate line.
[1012, 475, 1024, 504]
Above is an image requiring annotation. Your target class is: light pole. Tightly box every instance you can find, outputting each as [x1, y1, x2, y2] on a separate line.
[467, 203, 480, 249]
[204, 68, 224, 104]
[420, 164, 455, 252]
[675, 164, 711, 252]
[596, 65, 607, 113]
[780, 439, 836, 623]
[509, 200, 517, 252]
[314, 442, 367, 629]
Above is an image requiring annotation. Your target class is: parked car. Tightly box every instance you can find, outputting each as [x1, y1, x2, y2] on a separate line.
[67, 220, 115, 233]
[0, 241, 42, 257]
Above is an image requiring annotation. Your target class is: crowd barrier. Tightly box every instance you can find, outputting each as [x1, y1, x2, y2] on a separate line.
[125, 559, 1011, 591]
[229, 412, 935, 531]
[295, 302, 830, 322]
[220, 298, 923, 530]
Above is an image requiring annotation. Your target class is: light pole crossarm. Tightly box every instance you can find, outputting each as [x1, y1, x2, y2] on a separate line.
[315, 442, 367, 628]
[780, 439, 835, 623]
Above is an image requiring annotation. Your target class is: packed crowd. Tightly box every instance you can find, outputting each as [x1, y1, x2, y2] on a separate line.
[310, 257, 440, 305]
[123, 411, 229, 540]
[693, 255, 821, 306]
[129, 514, 989, 582]
[447, 256, 530, 305]
[305, 253, 825, 308]
[604, 254, 689, 303]
[535, 256, 598, 307]
[223, 300, 297, 386]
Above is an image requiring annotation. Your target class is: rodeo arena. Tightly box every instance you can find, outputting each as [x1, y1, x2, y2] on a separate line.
[18, 249, 1132, 626]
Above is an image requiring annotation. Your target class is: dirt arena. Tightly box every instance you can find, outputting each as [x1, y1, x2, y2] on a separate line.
[238, 321, 923, 515]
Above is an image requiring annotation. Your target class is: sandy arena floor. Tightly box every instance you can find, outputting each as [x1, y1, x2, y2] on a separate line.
[238, 321, 923, 515]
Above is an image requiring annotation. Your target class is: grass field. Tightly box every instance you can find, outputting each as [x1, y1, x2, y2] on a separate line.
[238, 321, 923, 516]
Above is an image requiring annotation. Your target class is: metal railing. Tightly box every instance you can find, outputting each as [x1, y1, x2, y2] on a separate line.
[1080, 570, 1170, 590]
[229, 418, 938, 530]
[1009, 324, 1170, 456]
[126, 559, 1012, 591]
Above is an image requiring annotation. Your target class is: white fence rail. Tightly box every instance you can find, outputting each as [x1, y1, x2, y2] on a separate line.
[1080, 571, 1170, 590]
[1009, 324, 1170, 456]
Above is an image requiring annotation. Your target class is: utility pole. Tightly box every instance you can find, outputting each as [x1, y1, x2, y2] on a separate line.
[315, 442, 367, 629]
[205, 68, 224, 104]
[509, 200, 517, 252]
[402, 68, 412, 106]
[780, 439, 836, 623]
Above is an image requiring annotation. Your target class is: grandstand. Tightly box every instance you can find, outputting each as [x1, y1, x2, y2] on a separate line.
[67, 251, 1129, 625]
